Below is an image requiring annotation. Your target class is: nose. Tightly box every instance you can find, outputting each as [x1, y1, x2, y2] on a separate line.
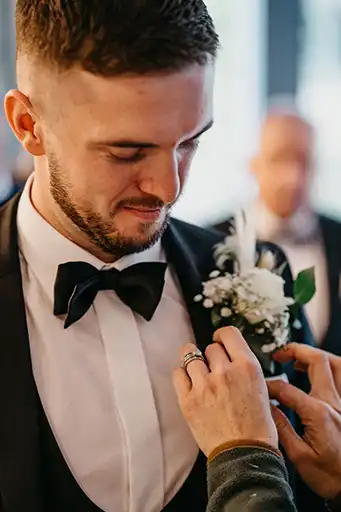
[280, 164, 304, 189]
[138, 151, 181, 205]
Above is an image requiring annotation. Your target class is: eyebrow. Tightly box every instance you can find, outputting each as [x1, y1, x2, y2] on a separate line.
[88, 119, 214, 150]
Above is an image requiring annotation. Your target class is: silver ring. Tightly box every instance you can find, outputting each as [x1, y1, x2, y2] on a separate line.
[181, 349, 205, 370]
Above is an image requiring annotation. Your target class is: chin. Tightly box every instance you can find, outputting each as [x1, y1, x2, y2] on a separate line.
[112, 224, 158, 243]
[124, 216, 166, 234]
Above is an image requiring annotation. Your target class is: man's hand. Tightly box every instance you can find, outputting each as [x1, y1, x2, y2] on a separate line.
[173, 327, 278, 457]
[268, 343, 341, 500]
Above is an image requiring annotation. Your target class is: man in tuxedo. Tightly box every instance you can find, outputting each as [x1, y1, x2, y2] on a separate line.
[215, 111, 341, 355]
[0, 2, 321, 511]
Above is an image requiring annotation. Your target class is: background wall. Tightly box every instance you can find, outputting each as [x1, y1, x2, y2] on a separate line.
[173, 0, 266, 225]
[298, 0, 341, 218]
[0, 0, 17, 194]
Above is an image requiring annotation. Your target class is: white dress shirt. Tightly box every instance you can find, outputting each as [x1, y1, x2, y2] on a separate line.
[254, 202, 330, 344]
[17, 176, 198, 512]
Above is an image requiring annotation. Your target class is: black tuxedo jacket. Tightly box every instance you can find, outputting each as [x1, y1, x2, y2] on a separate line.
[0, 195, 323, 511]
[318, 215, 341, 355]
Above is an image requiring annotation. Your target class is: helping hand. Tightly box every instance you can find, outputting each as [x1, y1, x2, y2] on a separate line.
[173, 327, 278, 457]
[268, 343, 341, 500]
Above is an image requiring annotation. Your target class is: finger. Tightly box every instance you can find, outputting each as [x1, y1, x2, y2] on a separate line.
[186, 359, 210, 388]
[213, 326, 256, 362]
[205, 343, 231, 374]
[180, 343, 199, 361]
[173, 368, 192, 399]
[271, 405, 307, 463]
[274, 344, 341, 408]
[294, 361, 307, 373]
[180, 343, 209, 387]
[267, 380, 316, 418]
[274, 343, 328, 366]
[329, 358, 341, 397]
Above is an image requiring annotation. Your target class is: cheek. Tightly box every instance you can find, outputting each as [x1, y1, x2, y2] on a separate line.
[71, 150, 136, 200]
[45, 128, 129, 196]
[86, 162, 138, 211]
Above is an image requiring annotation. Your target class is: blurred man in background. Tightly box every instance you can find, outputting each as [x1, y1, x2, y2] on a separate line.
[215, 111, 341, 354]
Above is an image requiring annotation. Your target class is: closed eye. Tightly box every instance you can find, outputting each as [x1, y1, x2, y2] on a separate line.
[106, 138, 200, 165]
[106, 150, 145, 164]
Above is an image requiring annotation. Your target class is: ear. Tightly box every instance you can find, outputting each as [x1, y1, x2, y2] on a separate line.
[4, 90, 45, 157]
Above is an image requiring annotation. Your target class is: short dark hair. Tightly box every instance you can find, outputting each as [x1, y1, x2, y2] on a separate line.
[16, 0, 219, 75]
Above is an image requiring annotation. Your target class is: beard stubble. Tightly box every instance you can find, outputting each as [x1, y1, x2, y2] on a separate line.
[48, 154, 171, 258]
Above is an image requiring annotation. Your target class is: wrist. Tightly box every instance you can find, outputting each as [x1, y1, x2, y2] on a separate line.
[207, 439, 282, 464]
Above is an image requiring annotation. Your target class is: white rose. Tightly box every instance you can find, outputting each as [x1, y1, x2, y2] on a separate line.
[236, 268, 293, 323]
[247, 268, 291, 308]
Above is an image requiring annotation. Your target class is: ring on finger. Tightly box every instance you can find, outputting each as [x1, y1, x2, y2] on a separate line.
[181, 349, 205, 370]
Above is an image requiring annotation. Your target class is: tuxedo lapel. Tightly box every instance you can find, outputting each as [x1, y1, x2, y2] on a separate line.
[0, 195, 43, 512]
[318, 215, 341, 354]
[163, 220, 222, 352]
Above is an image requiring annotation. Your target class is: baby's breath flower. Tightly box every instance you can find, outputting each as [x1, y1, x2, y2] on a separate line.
[262, 342, 277, 354]
[221, 307, 232, 318]
[293, 319, 302, 330]
[203, 299, 214, 309]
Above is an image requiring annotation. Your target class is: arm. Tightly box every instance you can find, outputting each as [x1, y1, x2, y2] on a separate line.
[269, 344, 341, 507]
[207, 446, 296, 512]
[173, 328, 296, 512]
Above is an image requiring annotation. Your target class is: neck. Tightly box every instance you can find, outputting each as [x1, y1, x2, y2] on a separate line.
[260, 197, 312, 220]
[30, 175, 120, 264]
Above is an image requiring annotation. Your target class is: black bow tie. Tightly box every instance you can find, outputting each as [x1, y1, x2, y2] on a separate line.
[54, 261, 167, 329]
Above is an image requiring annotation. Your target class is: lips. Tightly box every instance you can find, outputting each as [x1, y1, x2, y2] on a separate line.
[122, 206, 162, 221]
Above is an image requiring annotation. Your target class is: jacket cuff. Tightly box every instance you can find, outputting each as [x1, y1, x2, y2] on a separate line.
[208, 440, 282, 464]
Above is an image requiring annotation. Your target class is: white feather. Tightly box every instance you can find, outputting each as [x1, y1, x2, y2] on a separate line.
[235, 210, 256, 274]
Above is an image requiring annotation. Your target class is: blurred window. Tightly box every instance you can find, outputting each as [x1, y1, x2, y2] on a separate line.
[298, 0, 341, 217]
[173, 1, 265, 224]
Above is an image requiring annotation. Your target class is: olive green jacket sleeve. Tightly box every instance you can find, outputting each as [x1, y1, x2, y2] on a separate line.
[207, 447, 297, 512]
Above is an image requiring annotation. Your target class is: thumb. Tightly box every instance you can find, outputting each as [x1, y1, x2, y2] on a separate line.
[271, 405, 306, 464]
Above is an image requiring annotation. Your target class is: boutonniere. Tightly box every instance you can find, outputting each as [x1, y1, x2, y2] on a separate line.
[195, 211, 316, 375]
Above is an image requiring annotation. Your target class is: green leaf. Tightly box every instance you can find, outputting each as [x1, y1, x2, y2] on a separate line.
[293, 267, 316, 306]
[211, 310, 222, 329]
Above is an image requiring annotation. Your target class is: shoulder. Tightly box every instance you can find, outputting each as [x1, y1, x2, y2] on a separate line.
[166, 218, 227, 273]
[212, 217, 233, 234]
[169, 217, 227, 247]
[211, 216, 288, 264]
[0, 192, 24, 278]
[319, 213, 341, 233]
[167, 217, 288, 271]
